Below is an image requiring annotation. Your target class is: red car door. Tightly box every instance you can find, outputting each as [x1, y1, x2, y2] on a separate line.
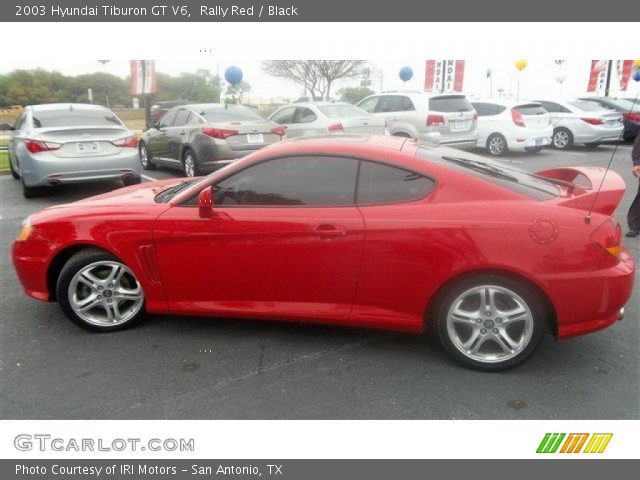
[153, 155, 365, 320]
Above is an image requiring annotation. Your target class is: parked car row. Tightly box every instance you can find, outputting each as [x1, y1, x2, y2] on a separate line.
[7, 93, 638, 197]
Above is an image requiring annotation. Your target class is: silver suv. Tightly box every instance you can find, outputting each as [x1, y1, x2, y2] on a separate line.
[357, 91, 478, 149]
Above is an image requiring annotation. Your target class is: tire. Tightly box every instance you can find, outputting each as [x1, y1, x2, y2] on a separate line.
[139, 143, 155, 170]
[434, 275, 546, 371]
[182, 149, 201, 177]
[22, 178, 40, 198]
[487, 134, 508, 156]
[524, 146, 544, 153]
[9, 155, 20, 179]
[552, 128, 573, 150]
[123, 176, 142, 187]
[584, 142, 600, 149]
[57, 248, 145, 332]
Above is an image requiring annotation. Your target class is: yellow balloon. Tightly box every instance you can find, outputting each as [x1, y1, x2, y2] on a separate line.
[635, 59, 640, 68]
[515, 59, 528, 71]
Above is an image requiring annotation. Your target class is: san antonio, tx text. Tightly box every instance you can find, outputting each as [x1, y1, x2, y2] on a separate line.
[16, 464, 283, 477]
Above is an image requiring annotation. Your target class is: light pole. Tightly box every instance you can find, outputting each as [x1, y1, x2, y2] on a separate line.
[98, 60, 110, 108]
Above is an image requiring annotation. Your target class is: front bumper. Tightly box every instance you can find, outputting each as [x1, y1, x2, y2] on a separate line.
[20, 149, 141, 187]
[545, 247, 635, 339]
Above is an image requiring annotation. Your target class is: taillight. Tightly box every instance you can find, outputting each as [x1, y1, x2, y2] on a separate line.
[201, 127, 238, 139]
[472, 112, 478, 122]
[623, 112, 640, 122]
[25, 140, 61, 154]
[511, 109, 525, 127]
[112, 135, 138, 148]
[271, 126, 286, 136]
[426, 114, 445, 126]
[327, 122, 344, 132]
[591, 217, 622, 261]
[581, 117, 604, 125]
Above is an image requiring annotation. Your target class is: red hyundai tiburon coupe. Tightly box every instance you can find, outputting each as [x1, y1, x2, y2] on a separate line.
[13, 135, 635, 370]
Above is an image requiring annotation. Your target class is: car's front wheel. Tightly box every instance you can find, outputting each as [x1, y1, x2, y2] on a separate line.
[57, 248, 145, 332]
[487, 134, 508, 156]
[435, 275, 546, 371]
[552, 128, 573, 150]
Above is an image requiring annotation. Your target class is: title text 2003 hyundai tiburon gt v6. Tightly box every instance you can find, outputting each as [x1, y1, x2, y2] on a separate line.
[12, 135, 635, 371]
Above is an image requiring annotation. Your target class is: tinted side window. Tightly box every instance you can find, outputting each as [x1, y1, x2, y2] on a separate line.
[14, 113, 26, 130]
[159, 109, 178, 127]
[358, 96, 379, 113]
[214, 156, 358, 206]
[294, 107, 317, 123]
[375, 95, 414, 113]
[270, 107, 296, 124]
[514, 104, 547, 116]
[357, 161, 435, 205]
[186, 112, 204, 125]
[472, 102, 503, 116]
[174, 109, 192, 126]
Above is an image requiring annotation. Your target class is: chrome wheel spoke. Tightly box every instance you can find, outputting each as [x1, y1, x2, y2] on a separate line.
[499, 305, 528, 323]
[76, 294, 100, 312]
[494, 328, 519, 353]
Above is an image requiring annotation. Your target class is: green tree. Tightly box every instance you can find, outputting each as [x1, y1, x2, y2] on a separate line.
[225, 81, 251, 104]
[338, 86, 375, 104]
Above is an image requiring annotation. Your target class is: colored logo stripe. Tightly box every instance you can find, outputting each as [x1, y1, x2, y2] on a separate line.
[537, 433, 613, 453]
[536, 433, 566, 453]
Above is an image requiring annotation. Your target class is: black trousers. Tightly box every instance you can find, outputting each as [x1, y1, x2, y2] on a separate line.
[629, 177, 640, 231]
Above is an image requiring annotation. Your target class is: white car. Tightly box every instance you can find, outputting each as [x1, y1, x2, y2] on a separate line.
[471, 100, 552, 156]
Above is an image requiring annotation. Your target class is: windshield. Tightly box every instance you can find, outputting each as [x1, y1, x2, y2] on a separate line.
[416, 147, 560, 200]
[202, 107, 265, 122]
[318, 104, 368, 118]
[32, 109, 123, 128]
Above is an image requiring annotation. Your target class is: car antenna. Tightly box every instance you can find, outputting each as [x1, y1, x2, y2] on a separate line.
[584, 93, 639, 225]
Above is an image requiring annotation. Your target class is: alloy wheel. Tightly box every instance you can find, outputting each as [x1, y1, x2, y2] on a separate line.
[488, 136, 505, 156]
[184, 153, 196, 177]
[68, 261, 144, 327]
[140, 145, 149, 168]
[553, 131, 570, 148]
[445, 285, 534, 364]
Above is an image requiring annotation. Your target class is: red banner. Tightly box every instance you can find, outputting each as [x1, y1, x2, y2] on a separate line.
[619, 60, 633, 91]
[130, 60, 157, 95]
[454, 60, 465, 92]
[587, 60, 607, 93]
[424, 60, 436, 92]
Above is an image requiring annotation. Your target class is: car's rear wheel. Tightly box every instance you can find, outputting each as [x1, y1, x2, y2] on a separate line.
[524, 146, 544, 153]
[9, 156, 20, 179]
[552, 128, 573, 149]
[22, 178, 40, 198]
[435, 275, 546, 371]
[487, 134, 508, 156]
[139, 143, 155, 170]
[182, 149, 201, 177]
[57, 248, 145, 332]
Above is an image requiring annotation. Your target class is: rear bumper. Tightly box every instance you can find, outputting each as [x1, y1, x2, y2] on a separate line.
[573, 124, 624, 144]
[545, 248, 635, 339]
[623, 121, 640, 139]
[20, 150, 141, 187]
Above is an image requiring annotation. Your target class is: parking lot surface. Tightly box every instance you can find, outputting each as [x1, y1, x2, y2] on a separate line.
[1, 144, 638, 419]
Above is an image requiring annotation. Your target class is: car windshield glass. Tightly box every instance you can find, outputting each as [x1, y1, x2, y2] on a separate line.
[569, 100, 606, 112]
[429, 96, 474, 112]
[513, 104, 546, 115]
[318, 104, 367, 118]
[202, 107, 265, 122]
[155, 179, 201, 203]
[32, 109, 123, 128]
[416, 147, 560, 200]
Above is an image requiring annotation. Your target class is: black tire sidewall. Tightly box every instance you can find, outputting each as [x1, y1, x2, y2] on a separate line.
[435, 275, 546, 372]
[56, 248, 145, 332]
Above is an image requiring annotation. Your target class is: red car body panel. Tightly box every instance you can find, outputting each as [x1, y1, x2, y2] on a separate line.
[12, 136, 635, 339]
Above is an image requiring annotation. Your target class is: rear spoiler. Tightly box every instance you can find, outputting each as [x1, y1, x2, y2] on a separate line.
[536, 166, 626, 216]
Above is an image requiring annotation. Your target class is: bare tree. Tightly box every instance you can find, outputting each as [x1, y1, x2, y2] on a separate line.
[262, 60, 365, 100]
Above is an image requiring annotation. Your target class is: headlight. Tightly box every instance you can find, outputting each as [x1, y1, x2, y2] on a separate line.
[16, 216, 32, 241]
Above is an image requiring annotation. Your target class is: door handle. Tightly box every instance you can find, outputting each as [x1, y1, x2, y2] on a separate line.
[313, 224, 347, 239]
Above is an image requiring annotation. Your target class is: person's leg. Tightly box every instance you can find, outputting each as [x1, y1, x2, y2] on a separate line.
[627, 178, 640, 237]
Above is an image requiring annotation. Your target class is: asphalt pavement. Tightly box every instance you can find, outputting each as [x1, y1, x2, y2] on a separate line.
[1, 143, 638, 419]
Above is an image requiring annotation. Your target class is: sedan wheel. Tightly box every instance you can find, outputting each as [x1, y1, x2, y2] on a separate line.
[552, 129, 573, 149]
[487, 134, 507, 156]
[57, 249, 145, 331]
[183, 151, 197, 177]
[436, 276, 545, 371]
[139, 143, 154, 170]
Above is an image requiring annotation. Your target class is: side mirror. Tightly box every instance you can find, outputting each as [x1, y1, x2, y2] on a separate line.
[198, 187, 214, 218]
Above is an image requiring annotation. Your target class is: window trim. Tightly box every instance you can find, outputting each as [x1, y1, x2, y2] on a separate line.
[178, 153, 438, 209]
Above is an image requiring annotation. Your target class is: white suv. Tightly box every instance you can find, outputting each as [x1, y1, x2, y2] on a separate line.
[357, 91, 478, 150]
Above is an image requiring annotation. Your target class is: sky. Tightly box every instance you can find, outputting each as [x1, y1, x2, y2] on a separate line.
[2, 58, 639, 102]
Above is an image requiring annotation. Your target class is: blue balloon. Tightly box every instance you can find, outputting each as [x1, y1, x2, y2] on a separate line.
[225, 66, 243, 85]
[399, 66, 413, 82]
[633, 70, 640, 82]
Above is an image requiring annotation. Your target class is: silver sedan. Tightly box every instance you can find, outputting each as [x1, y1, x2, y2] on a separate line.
[533, 99, 624, 149]
[269, 102, 387, 138]
[8, 104, 141, 198]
